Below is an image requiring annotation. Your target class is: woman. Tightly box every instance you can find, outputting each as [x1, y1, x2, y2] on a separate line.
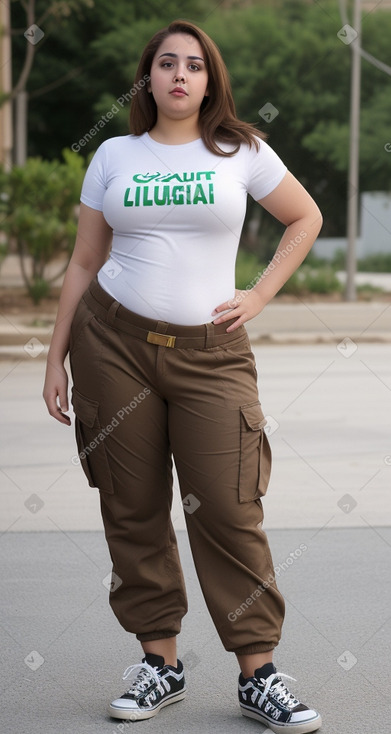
[43, 19, 323, 734]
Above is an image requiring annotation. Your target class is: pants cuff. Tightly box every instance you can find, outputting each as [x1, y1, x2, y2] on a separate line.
[136, 630, 179, 643]
[230, 641, 278, 655]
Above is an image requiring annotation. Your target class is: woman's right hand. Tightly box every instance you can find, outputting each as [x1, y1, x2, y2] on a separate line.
[43, 361, 72, 425]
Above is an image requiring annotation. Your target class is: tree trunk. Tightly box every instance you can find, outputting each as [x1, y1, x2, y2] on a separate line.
[14, 91, 28, 165]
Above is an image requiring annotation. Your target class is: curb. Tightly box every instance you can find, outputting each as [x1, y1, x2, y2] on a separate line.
[247, 331, 391, 345]
[1, 331, 391, 361]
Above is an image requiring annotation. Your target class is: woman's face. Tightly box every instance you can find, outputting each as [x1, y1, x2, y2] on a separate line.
[148, 33, 209, 122]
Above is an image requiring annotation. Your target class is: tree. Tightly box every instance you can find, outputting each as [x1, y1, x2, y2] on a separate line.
[9, 0, 213, 159]
[8, 0, 391, 245]
[1, 149, 85, 302]
[4, 0, 94, 164]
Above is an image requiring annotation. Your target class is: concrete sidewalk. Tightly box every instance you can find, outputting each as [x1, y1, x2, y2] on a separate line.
[1, 297, 391, 361]
[1, 299, 391, 734]
[1, 344, 391, 532]
[1, 528, 390, 734]
[1, 255, 391, 356]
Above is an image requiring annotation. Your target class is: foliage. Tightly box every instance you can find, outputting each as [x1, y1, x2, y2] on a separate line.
[8, 0, 391, 241]
[356, 252, 391, 273]
[356, 283, 385, 299]
[330, 248, 347, 270]
[280, 266, 343, 295]
[331, 250, 391, 272]
[236, 248, 343, 295]
[1, 150, 85, 303]
[235, 250, 266, 290]
[0, 166, 9, 270]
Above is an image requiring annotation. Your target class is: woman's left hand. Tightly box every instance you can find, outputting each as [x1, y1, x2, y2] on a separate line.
[211, 289, 265, 332]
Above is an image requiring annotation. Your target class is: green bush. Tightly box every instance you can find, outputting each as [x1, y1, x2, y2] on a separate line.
[356, 283, 385, 299]
[0, 166, 10, 272]
[279, 269, 303, 295]
[235, 250, 266, 290]
[28, 278, 51, 305]
[236, 249, 342, 295]
[300, 250, 328, 267]
[331, 248, 347, 270]
[1, 149, 86, 303]
[282, 265, 342, 295]
[331, 250, 391, 273]
[357, 253, 391, 273]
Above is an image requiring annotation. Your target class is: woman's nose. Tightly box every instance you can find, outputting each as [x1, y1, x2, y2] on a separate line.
[173, 67, 186, 82]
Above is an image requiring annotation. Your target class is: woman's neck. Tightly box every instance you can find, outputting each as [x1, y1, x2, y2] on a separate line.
[148, 115, 201, 145]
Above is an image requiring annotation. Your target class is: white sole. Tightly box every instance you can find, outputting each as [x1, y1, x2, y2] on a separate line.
[109, 689, 186, 720]
[240, 705, 322, 733]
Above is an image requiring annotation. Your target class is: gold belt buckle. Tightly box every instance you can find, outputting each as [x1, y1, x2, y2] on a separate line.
[147, 331, 176, 348]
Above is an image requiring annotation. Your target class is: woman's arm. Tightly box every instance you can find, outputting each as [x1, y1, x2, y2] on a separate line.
[212, 171, 323, 331]
[42, 203, 112, 424]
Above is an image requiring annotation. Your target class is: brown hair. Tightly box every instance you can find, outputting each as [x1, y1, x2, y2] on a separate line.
[129, 19, 266, 157]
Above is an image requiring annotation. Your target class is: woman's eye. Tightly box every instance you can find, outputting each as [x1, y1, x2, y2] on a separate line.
[159, 61, 201, 71]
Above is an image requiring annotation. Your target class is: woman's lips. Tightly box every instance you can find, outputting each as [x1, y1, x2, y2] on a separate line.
[170, 88, 188, 96]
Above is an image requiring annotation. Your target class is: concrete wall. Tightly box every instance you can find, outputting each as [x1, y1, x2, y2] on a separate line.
[313, 192, 391, 261]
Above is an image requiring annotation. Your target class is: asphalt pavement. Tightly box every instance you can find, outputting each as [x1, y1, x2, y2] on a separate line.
[1, 526, 390, 734]
[1, 274, 391, 733]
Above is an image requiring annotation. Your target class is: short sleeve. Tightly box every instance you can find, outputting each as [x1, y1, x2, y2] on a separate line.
[80, 142, 108, 211]
[246, 140, 287, 201]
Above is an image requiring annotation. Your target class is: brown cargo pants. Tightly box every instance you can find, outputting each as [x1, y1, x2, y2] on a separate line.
[68, 277, 285, 655]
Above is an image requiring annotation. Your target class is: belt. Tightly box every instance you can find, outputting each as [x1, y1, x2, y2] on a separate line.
[82, 277, 244, 350]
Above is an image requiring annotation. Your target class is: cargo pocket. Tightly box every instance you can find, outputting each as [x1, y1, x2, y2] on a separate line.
[238, 401, 272, 503]
[71, 386, 114, 494]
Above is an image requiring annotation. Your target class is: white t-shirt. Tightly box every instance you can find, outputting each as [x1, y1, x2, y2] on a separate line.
[80, 132, 287, 325]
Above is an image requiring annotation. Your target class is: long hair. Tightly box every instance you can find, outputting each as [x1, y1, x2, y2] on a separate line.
[129, 19, 266, 157]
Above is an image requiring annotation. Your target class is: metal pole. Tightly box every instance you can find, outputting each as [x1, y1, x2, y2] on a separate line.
[345, 0, 362, 301]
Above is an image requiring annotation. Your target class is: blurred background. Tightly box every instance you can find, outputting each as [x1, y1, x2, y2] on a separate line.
[1, 0, 391, 310]
[1, 13, 391, 729]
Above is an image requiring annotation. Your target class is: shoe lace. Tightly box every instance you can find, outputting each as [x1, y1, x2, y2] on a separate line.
[257, 672, 300, 709]
[121, 662, 164, 704]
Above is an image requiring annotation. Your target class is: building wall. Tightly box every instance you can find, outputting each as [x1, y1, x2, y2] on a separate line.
[313, 192, 391, 261]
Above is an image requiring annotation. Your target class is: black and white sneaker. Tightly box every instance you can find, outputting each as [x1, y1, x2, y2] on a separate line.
[109, 652, 186, 720]
[238, 662, 322, 733]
